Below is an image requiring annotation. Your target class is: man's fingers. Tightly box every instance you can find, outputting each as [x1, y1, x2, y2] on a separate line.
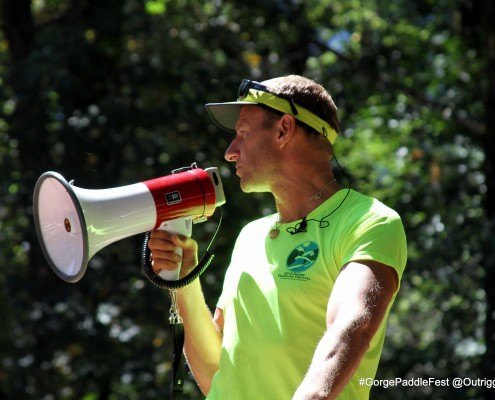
[149, 231, 197, 251]
[151, 257, 181, 274]
[148, 230, 199, 275]
[150, 230, 177, 240]
[171, 234, 198, 252]
[151, 249, 182, 263]
[147, 237, 178, 252]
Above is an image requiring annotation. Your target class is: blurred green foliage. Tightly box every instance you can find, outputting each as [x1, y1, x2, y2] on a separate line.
[0, 0, 493, 399]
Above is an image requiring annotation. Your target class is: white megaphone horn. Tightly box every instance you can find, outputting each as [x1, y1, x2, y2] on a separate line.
[33, 164, 225, 283]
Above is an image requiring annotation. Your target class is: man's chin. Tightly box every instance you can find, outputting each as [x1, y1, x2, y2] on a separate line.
[238, 176, 253, 193]
[239, 178, 267, 194]
[239, 180, 252, 193]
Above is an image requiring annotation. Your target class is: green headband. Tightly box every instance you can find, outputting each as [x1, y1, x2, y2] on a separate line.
[243, 89, 338, 144]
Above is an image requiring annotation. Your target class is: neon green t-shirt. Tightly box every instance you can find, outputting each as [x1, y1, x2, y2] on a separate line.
[206, 189, 407, 400]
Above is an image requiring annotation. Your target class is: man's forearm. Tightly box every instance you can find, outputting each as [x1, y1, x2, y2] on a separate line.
[176, 279, 222, 395]
[292, 323, 370, 400]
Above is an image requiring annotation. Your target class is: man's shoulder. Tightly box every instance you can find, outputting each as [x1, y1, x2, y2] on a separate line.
[345, 189, 402, 222]
[238, 213, 277, 237]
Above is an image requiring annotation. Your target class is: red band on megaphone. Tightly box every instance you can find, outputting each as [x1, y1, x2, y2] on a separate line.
[144, 168, 216, 229]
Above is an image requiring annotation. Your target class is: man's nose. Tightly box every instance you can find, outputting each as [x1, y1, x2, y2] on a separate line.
[224, 139, 239, 162]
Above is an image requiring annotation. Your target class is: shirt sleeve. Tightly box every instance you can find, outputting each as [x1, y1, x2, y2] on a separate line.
[216, 265, 232, 310]
[340, 209, 408, 285]
[216, 226, 246, 310]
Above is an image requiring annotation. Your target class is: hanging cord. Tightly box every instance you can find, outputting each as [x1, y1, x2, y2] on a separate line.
[140, 208, 223, 400]
[168, 289, 185, 400]
[141, 208, 223, 289]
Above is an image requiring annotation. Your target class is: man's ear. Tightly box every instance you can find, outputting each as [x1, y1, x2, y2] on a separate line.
[276, 114, 297, 147]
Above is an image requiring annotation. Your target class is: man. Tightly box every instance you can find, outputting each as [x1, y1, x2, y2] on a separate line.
[148, 75, 407, 399]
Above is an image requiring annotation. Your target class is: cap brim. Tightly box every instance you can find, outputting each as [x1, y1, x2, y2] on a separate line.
[205, 102, 257, 133]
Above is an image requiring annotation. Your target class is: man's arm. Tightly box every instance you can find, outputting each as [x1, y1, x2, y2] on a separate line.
[292, 260, 398, 400]
[175, 282, 223, 395]
[149, 231, 224, 395]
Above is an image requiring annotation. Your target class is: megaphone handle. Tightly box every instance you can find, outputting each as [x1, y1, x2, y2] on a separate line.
[156, 217, 192, 281]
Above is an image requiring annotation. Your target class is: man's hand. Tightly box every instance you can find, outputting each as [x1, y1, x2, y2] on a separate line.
[148, 230, 199, 278]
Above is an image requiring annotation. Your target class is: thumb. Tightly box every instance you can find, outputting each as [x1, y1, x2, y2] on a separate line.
[172, 234, 198, 251]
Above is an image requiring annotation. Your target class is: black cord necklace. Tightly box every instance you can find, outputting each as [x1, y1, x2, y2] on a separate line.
[269, 178, 338, 239]
[285, 186, 351, 235]
[269, 182, 351, 239]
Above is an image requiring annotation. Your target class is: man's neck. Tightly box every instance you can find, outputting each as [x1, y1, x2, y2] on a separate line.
[272, 171, 341, 223]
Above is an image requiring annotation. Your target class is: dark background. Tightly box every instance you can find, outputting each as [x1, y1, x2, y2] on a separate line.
[0, 0, 494, 399]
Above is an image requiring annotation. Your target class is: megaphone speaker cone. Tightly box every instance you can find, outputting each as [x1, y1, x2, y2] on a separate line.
[33, 172, 89, 282]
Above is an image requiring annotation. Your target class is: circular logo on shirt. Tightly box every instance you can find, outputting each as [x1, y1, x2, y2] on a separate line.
[286, 241, 320, 273]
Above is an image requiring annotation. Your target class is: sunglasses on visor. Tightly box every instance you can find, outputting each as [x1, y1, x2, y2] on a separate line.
[237, 79, 299, 116]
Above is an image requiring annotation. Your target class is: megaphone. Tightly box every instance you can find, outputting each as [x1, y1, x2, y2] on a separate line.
[33, 164, 225, 283]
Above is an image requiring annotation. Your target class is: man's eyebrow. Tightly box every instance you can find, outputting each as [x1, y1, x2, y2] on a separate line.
[235, 119, 248, 131]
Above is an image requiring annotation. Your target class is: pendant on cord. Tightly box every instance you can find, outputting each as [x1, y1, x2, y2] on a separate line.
[269, 228, 280, 239]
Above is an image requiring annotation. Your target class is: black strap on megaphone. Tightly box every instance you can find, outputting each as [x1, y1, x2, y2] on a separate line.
[140, 208, 223, 400]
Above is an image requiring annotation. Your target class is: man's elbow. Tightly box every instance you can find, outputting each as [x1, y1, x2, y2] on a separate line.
[195, 365, 218, 397]
[328, 312, 377, 356]
[352, 321, 376, 355]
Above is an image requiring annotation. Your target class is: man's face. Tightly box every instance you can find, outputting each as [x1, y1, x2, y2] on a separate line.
[224, 105, 278, 193]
